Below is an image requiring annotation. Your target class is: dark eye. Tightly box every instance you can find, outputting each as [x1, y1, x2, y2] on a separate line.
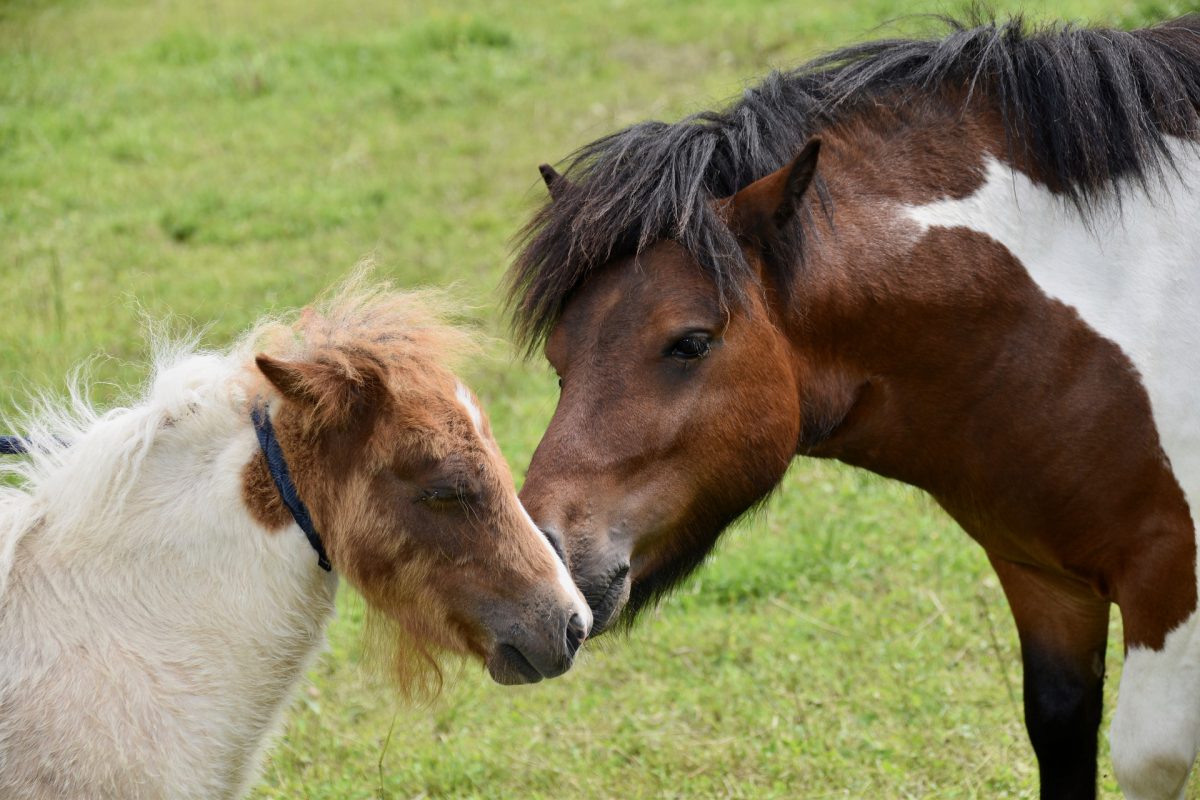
[542, 529, 567, 565]
[668, 334, 711, 361]
[417, 486, 471, 507]
[557, 376, 563, 389]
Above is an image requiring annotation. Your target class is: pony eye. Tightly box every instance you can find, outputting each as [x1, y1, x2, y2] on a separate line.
[418, 486, 469, 506]
[668, 335, 711, 361]
[557, 376, 563, 389]
[542, 529, 567, 566]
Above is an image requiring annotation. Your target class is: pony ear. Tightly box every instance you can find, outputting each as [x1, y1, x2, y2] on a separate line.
[538, 163, 569, 200]
[255, 353, 387, 426]
[725, 138, 821, 240]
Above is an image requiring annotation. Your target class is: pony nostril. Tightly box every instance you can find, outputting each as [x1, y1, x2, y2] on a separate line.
[565, 612, 587, 658]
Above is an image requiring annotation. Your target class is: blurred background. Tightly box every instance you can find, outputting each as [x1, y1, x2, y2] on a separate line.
[1, 1, 1189, 797]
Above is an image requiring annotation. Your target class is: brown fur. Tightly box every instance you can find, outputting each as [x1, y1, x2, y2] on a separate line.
[519, 95, 1197, 795]
[240, 275, 581, 696]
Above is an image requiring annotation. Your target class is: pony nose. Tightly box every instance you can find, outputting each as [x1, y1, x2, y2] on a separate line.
[565, 612, 587, 658]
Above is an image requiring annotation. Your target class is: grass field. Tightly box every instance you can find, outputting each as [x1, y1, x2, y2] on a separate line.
[2, 0, 1196, 797]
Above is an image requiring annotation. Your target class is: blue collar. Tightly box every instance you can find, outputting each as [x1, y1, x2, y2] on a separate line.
[250, 405, 332, 572]
[0, 436, 27, 455]
[1, 419, 332, 572]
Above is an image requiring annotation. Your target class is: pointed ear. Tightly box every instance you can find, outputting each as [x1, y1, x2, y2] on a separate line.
[255, 353, 388, 426]
[255, 354, 311, 403]
[725, 138, 821, 241]
[538, 163, 569, 201]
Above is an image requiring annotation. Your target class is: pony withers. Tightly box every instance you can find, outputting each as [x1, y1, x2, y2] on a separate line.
[509, 14, 1200, 800]
[0, 277, 590, 799]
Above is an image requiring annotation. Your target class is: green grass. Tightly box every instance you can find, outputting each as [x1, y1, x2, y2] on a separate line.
[1, 0, 1193, 797]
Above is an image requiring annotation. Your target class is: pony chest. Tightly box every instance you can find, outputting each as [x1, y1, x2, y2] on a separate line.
[0, 544, 335, 799]
[904, 143, 1200, 520]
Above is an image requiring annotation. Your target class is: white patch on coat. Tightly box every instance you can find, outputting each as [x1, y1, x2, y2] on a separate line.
[905, 138, 1200, 800]
[454, 380, 591, 634]
[1112, 630, 1200, 800]
[520, 501, 593, 635]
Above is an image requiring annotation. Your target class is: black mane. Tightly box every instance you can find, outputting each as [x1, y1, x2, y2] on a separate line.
[508, 14, 1200, 348]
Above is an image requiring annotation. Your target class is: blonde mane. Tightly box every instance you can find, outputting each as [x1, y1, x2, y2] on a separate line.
[251, 273, 474, 387]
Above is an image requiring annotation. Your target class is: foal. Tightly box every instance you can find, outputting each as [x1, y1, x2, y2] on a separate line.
[0, 281, 590, 799]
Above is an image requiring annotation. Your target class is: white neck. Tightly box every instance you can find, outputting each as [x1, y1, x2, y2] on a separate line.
[0, 352, 337, 800]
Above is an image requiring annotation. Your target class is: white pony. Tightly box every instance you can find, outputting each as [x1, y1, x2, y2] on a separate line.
[0, 280, 589, 799]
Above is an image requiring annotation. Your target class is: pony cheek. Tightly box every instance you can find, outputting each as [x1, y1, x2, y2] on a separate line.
[695, 391, 799, 504]
[333, 530, 427, 608]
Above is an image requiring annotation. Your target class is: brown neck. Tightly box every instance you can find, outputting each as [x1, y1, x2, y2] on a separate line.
[776, 112, 1195, 645]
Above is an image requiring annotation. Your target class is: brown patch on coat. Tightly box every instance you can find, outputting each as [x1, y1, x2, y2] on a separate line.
[241, 452, 291, 533]
[238, 279, 584, 697]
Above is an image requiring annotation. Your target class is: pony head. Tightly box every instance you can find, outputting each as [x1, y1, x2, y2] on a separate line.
[244, 279, 591, 692]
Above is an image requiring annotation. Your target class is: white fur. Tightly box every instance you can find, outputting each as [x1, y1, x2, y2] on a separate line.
[0, 344, 337, 799]
[455, 380, 484, 436]
[906, 138, 1200, 799]
[453, 381, 592, 632]
[519, 502, 592, 634]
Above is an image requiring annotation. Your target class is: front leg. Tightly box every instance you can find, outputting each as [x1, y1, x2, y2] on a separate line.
[990, 556, 1111, 800]
[1109, 575, 1200, 799]
[1110, 614, 1200, 800]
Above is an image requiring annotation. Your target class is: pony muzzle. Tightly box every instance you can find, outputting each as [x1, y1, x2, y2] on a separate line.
[582, 562, 631, 636]
[485, 608, 589, 686]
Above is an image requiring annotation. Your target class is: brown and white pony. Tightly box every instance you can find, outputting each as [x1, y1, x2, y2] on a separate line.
[0, 278, 589, 799]
[507, 16, 1200, 800]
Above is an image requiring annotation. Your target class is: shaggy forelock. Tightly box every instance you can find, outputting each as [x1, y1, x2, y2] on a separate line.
[250, 268, 474, 393]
